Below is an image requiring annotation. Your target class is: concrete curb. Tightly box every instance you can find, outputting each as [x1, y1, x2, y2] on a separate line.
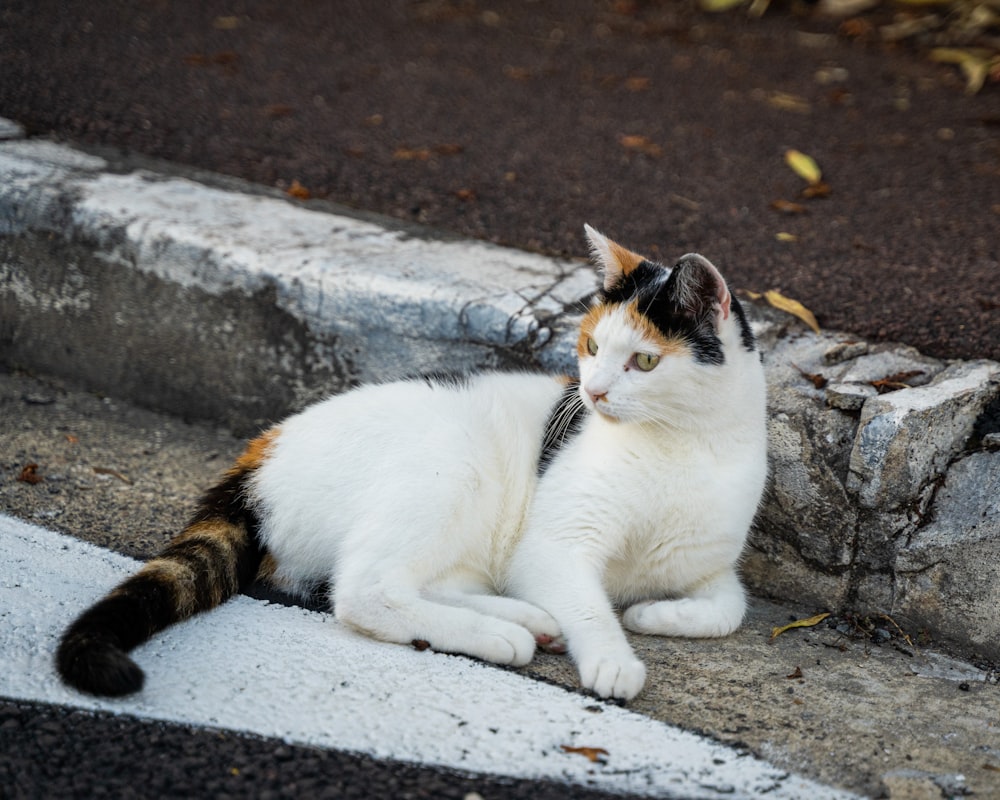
[0, 137, 591, 433]
[2, 133, 998, 662]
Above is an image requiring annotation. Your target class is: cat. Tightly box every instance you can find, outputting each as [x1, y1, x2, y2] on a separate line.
[56, 225, 768, 702]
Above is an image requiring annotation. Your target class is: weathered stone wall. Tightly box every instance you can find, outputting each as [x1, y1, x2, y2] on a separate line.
[744, 307, 1000, 660]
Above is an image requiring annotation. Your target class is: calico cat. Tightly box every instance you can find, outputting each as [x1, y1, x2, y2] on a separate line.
[56, 225, 767, 702]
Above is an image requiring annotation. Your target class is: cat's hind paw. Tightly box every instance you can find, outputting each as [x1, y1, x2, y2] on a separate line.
[623, 597, 743, 638]
[578, 652, 646, 700]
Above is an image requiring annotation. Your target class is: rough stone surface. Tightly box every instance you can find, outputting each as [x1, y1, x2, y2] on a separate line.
[3, 139, 1000, 662]
[0, 140, 589, 433]
[847, 360, 1000, 510]
[893, 451, 1000, 655]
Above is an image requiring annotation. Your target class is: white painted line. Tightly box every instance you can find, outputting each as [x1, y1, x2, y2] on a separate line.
[0, 514, 857, 799]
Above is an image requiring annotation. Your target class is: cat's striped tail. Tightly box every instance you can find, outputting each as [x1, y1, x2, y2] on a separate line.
[55, 431, 277, 697]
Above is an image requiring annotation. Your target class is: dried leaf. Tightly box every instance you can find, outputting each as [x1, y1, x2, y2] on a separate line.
[878, 613, 916, 650]
[800, 181, 832, 199]
[93, 466, 132, 485]
[263, 104, 294, 118]
[393, 143, 463, 161]
[767, 92, 811, 114]
[624, 76, 651, 92]
[786, 666, 804, 679]
[17, 463, 44, 485]
[870, 370, 924, 394]
[393, 146, 432, 161]
[792, 363, 828, 389]
[699, 0, 746, 11]
[785, 149, 822, 185]
[560, 745, 610, 763]
[930, 48, 994, 94]
[213, 15, 241, 29]
[771, 612, 831, 640]
[187, 51, 240, 68]
[771, 199, 807, 214]
[619, 134, 663, 157]
[775, 232, 798, 242]
[840, 16, 874, 37]
[764, 290, 821, 333]
[453, 188, 476, 201]
[503, 65, 533, 81]
[286, 180, 311, 200]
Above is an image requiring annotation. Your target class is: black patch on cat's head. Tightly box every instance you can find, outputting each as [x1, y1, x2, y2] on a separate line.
[599, 257, 728, 366]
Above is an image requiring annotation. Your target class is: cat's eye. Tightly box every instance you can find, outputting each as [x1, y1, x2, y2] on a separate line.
[586, 336, 599, 356]
[634, 352, 660, 372]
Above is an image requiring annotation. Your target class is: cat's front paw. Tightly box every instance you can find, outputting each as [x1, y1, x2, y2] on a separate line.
[578, 652, 646, 700]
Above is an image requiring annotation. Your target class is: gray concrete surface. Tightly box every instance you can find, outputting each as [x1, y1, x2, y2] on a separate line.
[2, 368, 998, 799]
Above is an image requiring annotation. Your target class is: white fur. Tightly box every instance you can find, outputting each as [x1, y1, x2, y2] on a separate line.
[248, 247, 767, 701]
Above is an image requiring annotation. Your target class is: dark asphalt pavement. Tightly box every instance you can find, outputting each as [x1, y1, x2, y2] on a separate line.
[0, 699, 646, 800]
[2, 0, 999, 361]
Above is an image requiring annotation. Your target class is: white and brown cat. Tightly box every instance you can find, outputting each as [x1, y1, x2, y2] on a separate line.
[57, 225, 768, 701]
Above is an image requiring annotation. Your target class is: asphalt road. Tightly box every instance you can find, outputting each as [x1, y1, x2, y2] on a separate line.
[1, 0, 999, 362]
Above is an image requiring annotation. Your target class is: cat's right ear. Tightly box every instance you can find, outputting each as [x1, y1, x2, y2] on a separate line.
[584, 224, 646, 292]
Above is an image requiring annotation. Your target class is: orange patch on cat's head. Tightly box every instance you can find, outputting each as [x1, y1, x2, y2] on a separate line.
[578, 302, 689, 359]
[577, 305, 604, 358]
[623, 303, 689, 357]
[584, 224, 648, 291]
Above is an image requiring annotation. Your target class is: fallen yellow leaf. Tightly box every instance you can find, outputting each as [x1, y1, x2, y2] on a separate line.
[930, 48, 994, 94]
[699, 0, 746, 10]
[775, 232, 798, 242]
[764, 290, 821, 333]
[770, 612, 831, 640]
[768, 93, 811, 114]
[619, 134, 663, 158]
[785, 149, 822, 184]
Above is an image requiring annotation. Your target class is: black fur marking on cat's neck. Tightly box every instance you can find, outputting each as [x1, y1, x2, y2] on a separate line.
[538, 380, 588, 476]
[730, 295, 757, 354]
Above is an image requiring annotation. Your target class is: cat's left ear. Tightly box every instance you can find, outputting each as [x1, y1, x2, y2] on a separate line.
[584, 224, 647, 292]
[673, 254, 732, 329]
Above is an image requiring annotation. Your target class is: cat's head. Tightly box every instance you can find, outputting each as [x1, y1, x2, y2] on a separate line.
[577, 225, 757, 425]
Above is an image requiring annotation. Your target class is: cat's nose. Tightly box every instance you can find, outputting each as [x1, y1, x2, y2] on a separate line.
[588, 388, 608, 404]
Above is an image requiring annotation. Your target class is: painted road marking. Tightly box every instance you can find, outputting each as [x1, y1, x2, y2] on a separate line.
[0, 515, 856, 799]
